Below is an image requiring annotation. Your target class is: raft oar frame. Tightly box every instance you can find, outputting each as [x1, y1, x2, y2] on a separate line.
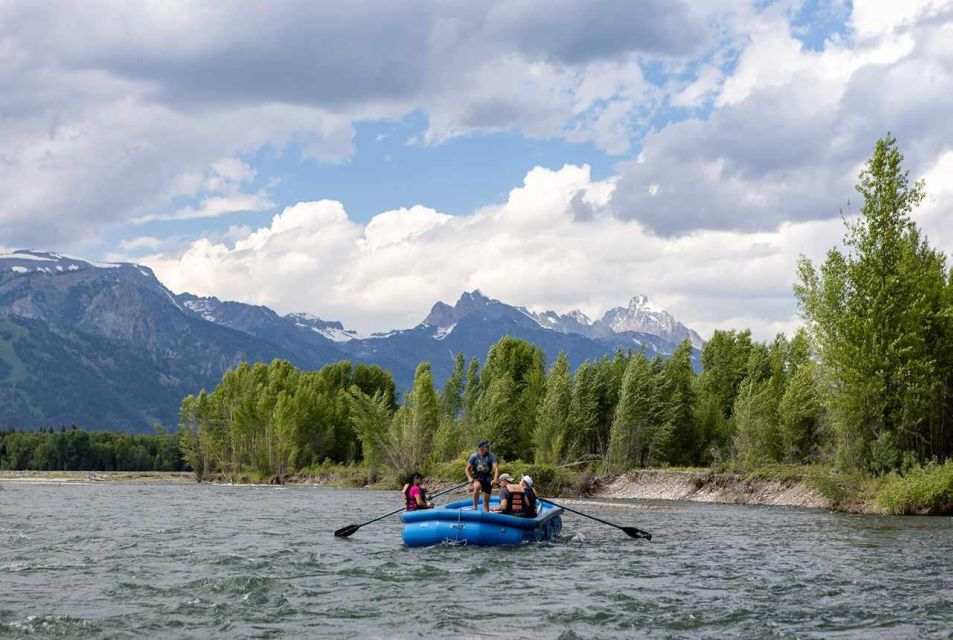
[540, 497, 652, 540]
[334, 481, 469, 538]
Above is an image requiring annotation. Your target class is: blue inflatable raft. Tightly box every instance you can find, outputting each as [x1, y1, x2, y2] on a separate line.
[401, 497, 563, 547]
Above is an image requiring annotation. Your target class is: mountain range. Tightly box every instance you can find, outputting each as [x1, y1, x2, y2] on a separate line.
[0, 250, 703, 431]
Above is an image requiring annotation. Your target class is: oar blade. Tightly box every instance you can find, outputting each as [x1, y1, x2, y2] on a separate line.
[334, 524, 361, 538]
[622, 526, 652, 541]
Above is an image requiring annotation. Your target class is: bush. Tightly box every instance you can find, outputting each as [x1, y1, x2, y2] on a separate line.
[876, 460, 953, 515]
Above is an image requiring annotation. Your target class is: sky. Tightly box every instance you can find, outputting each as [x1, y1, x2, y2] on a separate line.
[2, 0, 953, 338]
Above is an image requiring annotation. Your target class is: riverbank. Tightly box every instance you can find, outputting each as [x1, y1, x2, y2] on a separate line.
[591, 470, 832, 510]
[0, 470, 195, 484]
[4, 464, 949, 515]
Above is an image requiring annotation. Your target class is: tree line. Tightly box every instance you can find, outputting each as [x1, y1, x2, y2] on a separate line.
[0, 427, 184, 471]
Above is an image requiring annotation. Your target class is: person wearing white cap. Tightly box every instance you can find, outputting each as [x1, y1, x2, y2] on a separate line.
[520, 475, 538, 517]
[491, 473, 537, 517]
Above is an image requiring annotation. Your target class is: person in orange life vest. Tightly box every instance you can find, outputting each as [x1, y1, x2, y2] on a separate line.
[466, 439, 499, 512]
[402, 472, 433, 511]
[491, 473, 537, 517]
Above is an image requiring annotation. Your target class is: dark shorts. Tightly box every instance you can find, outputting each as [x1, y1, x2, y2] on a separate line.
[472, 476, 492, 494]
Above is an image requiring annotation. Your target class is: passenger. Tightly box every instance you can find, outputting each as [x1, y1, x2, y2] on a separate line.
[520, 475, 538, 518]
[403, 472, 434, 512]
[492, 473, 538, 517]
[466, 439, 499, 512]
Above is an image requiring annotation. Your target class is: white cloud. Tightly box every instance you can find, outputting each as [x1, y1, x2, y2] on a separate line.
[133, 193, 275, 224]
[0, 0, 724, 247]
[139, 164, 840, 340]
[611, 0, 953, 234]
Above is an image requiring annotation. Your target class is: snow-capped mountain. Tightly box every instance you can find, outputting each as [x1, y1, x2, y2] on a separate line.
[594, 295, 705, 348]
[287, 313, 364, 343]
[0, 250, 703, 431]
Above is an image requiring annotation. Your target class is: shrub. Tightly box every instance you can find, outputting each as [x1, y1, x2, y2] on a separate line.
[876, 460, 953, 515]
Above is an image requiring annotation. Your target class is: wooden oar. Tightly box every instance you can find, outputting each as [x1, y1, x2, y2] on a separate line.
[334, 481, 469, 538]
[540, 497, 652, 540]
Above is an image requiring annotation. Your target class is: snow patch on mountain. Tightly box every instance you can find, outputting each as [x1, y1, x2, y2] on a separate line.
[183, 299, 219, 323]
[596, 295, 704, 348]
[287, 312, 364, 342]
[434, 323, 456, 340]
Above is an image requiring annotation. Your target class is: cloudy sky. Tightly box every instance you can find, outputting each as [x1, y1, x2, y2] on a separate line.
[3, 0, 952, 338]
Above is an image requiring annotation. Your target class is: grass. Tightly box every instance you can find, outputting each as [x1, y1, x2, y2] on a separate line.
[876, 460, 953, 515]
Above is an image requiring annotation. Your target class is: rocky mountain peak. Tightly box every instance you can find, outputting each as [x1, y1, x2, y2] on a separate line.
[423, 289, 494, 327]
[566, 310, 592, 325]
[596, 294, 704, 348]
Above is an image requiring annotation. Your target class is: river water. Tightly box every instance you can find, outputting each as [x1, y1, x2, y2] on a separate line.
[1, 482, 951, 639]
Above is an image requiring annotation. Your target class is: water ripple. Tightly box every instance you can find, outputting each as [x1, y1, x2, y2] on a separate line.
[2, 484, 952, 639]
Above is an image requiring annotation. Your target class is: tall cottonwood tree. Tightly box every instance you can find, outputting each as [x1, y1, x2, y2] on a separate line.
[796, 134, 952, 469]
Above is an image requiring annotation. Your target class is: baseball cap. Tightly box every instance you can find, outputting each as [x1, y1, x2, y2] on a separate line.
[498, 473, 514, 483]
[478, 439, 490, 447]
[521, 475, 533, 487]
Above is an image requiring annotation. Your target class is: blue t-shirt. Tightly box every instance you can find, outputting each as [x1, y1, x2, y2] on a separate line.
[468, 451, 496, 478]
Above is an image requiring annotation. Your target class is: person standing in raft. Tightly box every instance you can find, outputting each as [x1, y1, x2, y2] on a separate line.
[403, 472, 434, 511]
[466, 439, 499, 512]
[492, 474, 538, 517]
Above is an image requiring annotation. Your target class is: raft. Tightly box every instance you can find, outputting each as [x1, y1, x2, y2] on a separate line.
[401, 497, 563, 547]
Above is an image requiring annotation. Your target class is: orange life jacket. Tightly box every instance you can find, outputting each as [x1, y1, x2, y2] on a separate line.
[504, 483, 525, 514]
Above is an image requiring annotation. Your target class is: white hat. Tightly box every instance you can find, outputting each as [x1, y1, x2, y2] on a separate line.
[498, 473, 514, 483]
[521, 475, 533, 487]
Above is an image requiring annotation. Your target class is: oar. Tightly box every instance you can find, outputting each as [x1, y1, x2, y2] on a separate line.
[334, 481, 469, 538]
[540, 497, 652, 540]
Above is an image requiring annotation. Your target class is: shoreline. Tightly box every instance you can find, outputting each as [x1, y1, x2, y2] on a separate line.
[10, 468, 943, 516]
[0, 468, 853, 512]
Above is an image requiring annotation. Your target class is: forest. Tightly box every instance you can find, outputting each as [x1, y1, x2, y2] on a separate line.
[0, 427, 184, 471]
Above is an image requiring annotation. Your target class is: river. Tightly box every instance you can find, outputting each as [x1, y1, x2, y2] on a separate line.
[1, 482, 951, 639]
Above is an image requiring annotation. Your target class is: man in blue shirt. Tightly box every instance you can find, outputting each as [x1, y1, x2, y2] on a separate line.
[466, 439, 499, 512]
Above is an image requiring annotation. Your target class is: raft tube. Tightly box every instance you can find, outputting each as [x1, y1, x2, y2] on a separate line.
[401, 497, 563, 547]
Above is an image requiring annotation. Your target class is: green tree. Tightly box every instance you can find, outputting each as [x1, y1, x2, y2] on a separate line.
[534, 352, 571, 464]
[654, 341, 698, 466]
[567, 361, 600, 460]
[461, 358, 482, 450]
[694, 330, 754, 459]
[733, 343, 781, 465]
[477, 337, 545, 460]
[441, 353, 466, 419]
[778, 360, 824, 462]
[608, 354, 658, 470]
[402, 362, 440, 468]
[796, 134, 950, 469]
